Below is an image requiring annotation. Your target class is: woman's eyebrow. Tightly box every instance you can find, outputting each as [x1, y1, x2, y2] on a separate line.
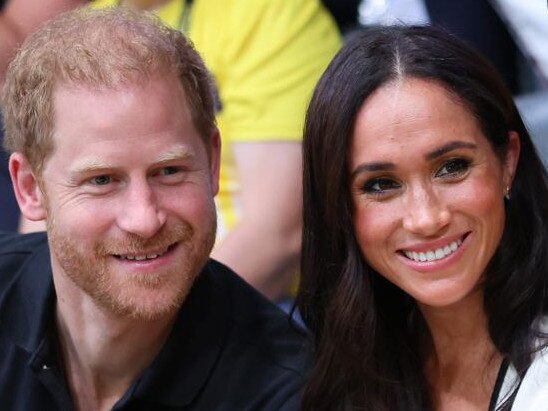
[425, 141, 477, 160]
[350, 141, 478, 179]
[350, 161, 395, 179]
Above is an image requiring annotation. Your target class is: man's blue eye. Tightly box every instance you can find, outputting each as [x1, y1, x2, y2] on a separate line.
[160, 166, 181, 176]
[161, 166, 179, 176]
[436, 158, 471, 177]
[92, 175, 111, 185]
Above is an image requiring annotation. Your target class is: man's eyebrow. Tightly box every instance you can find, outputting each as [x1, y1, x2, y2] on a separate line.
[350, 162, 395, 179]
[71, 147, 193, 175]
[72, 159, 115, 175]
[425, 141, 477, 160]
[154, 146, 193, 163]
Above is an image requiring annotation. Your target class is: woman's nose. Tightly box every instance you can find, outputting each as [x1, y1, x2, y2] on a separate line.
[402, 185, 451, 236]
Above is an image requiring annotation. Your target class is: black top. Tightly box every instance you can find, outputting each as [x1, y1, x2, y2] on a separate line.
[488, 358, 511, 411]
[0, 231, 311, 410]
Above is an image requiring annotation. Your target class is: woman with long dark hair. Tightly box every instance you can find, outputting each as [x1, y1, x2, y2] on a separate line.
[297, 25, 548, 411]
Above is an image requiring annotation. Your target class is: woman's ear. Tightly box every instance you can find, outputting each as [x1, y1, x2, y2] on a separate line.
[503, 131, 521, 194]
[9, 152, 47, 221]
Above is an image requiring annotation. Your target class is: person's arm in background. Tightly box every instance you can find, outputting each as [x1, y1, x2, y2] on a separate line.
[206, 0, 341, 300]
[0, 0, 86, 88]
[212, 142, 303, 300]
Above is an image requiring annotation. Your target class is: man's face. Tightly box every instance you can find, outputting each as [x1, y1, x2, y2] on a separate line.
[40, 74, 219, 320]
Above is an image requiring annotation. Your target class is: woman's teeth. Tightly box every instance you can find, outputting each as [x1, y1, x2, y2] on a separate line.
[403, 238, 463, 262]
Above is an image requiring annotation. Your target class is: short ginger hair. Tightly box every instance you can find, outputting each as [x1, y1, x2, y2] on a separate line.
[2, 7, 216, 175]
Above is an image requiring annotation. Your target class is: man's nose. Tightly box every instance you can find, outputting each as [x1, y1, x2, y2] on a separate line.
[117, 180, 166, 238]
[402, 185, 451, 236]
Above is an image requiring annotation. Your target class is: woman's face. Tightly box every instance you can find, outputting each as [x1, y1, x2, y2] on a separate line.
[349, 78, 519, 309]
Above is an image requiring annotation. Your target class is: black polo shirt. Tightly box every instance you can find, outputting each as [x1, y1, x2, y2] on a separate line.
[0, 231, 311, 410]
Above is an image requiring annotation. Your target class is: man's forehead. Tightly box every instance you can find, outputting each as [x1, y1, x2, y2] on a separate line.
[45, 75, 201, 172]
[51, 74, 190, 131]
[51, 70, 185, 100]
[52, 77, 153, 100]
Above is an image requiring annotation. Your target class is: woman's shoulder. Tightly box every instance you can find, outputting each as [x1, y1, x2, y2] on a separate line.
[510, 349, 548, 410]
[499, 318, 548, 410]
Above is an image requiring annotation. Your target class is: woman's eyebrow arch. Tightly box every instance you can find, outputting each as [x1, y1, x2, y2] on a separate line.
[351, 161, 395, 179]
[425, 141, 477, 160]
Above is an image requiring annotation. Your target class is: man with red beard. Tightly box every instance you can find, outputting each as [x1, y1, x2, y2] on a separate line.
[0, 8, 309, 411]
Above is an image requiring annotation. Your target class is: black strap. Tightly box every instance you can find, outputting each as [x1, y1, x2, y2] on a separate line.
[114, 0, 193, 32]
[488, 358, 510, 411]
[180, 0, 192, 32]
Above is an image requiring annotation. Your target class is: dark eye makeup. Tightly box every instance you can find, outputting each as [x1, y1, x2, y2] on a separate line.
[362, 177, 401, 194]
[435, 158, 471, 178]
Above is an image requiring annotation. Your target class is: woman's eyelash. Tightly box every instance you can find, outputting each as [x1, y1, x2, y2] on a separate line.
[357, 158, 471, 195]
[362, 177, 400, 193]
[435, 158, 471, 177]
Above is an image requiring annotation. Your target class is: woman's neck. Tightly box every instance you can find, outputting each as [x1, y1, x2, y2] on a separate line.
[420, 291, 503, 411]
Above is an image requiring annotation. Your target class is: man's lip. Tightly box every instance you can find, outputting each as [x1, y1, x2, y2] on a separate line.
[398, 232, 470, 253]
[111, 242, 177, 259]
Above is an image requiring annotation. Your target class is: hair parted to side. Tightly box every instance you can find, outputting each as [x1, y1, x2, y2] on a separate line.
[297, 25, 548, 411]
[2, 7, 216, 175]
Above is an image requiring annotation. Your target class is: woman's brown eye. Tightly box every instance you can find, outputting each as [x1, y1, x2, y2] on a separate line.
[436, 158, 471, 177]
[363, 177, 400, 193]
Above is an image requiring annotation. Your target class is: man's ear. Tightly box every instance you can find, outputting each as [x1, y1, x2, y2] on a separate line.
[9, 152, 47, 221]
[503, 131, 521, 193]
[209, 129, 221, 197]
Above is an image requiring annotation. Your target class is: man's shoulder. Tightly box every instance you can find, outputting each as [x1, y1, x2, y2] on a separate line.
[0, 231, 48, 254]
[206, 258, 308, 353]
[0, 231, 49, 290]
[0, 231, 48, 275]
[201, 260, 311, 409]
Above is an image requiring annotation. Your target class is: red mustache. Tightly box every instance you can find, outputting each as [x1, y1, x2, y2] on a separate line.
[95, 223, 193, 256]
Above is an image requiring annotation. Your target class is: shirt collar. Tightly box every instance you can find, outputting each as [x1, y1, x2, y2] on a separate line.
[130, 262, 230, 407]
[0, 234, 56, 354]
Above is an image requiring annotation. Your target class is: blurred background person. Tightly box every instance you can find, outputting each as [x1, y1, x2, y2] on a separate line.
[1, 0, 85, 232]
[297, 25, 548, 410]
[357, 0, 548, 163]
[322, 0, 361, 34]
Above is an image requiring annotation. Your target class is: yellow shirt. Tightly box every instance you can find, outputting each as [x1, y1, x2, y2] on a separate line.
[93, 0, 341, 238]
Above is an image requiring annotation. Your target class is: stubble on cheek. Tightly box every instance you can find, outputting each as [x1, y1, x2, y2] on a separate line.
[47, 203, 217, 320]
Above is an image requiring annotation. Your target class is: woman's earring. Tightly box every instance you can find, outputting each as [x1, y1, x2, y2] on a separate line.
[505, 186, 511, 200]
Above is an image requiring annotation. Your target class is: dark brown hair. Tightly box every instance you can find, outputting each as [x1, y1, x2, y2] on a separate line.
[297, 25, 548, 411]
